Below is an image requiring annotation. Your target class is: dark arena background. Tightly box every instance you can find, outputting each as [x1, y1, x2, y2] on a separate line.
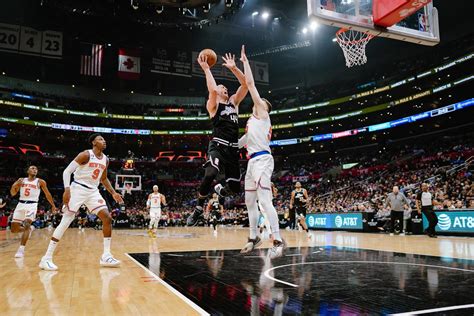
[0, 0, 474, 315]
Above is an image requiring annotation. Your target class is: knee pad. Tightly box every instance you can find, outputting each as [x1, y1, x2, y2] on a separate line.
[52, 211, 75, 240]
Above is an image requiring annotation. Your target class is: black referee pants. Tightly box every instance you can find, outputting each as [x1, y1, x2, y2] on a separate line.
[390, 210, 404, 233]
[422, 207, 438, 235]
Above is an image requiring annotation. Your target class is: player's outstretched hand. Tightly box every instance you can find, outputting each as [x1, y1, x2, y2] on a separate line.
[240, 45, 248, 63]
[51, 205, 58, 213]
[222, 53, 236, 69]
[197, 54, 210, 71]
[112, 192, 124, 204]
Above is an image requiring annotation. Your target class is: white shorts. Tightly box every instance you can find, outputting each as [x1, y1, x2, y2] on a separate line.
[245, 154, 274, 192]
[150, 208, 162, 220]
[12, 202, 38, 223]
[67, 183, 107, 215]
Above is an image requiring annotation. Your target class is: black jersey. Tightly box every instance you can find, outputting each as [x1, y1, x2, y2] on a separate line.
[211, 200, 221, 212]
[293, 189, 306, 207]
[211, 102, 239, 143]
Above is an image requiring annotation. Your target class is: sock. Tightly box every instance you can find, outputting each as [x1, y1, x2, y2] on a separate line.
[259, 190, 282, 242]
[45, 240, 58, 259]
[18, 245, 25, 251]
[103, 237, 111, 255]
[245, 191, 259, 239]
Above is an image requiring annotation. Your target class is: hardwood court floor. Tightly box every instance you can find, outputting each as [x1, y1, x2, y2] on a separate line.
[1, 227, 473, 315]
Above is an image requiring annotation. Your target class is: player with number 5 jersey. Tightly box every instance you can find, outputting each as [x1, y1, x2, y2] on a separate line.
[39, 133, 124, 271]
[10, 165, 57, 258]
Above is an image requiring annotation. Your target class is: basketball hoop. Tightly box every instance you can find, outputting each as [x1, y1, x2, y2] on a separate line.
[336, 28, 374, 68]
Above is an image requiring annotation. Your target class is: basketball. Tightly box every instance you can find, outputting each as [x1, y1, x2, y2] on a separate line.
[199, 48, 217, 68]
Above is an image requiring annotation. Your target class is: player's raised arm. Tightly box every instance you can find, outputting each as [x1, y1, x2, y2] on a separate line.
[198, 54, 219, 116]
[222, 53, 248, 107]
[39, 179, 57, 212]
[240, 45, 268, 119]
[100, 159, 123, 204]
[10, 178, 23, 197]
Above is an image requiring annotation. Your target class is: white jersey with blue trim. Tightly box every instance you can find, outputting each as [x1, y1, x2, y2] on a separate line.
[73, 150, 108, 188]
[245, 115, 272, 156]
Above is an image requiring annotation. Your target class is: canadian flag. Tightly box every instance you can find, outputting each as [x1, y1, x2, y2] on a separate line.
[118, 49, 140, 80]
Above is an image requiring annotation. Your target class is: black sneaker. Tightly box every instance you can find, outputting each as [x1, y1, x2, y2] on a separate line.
[186, 206, 204, 226]
[240, 236, 262, 254]
[428, 233, 438, 238]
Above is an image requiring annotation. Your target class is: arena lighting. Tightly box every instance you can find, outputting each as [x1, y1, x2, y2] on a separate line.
[262, 12, 270, 19]
[302, 27, 308, 34]
[71, 84, 75, 88]
[165, 108, 185, 113]
[310, 21, 318, 31]
[107, 43, 112, 47]
[36, 79, 40, 82]
[252, 11, 259, 16]
[131, 0, 139, 10]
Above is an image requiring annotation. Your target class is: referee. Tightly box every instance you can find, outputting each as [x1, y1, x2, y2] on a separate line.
[385, 186, 411, 235]
[416, 183, 438, 238]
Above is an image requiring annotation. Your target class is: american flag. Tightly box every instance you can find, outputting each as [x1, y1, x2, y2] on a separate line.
[80, 43, 103, 76]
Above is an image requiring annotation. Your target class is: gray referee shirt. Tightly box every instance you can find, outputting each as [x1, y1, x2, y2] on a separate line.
[385, 192, 410, 212]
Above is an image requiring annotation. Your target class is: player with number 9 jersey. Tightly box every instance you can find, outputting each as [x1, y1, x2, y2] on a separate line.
[39, 134, 124, 271]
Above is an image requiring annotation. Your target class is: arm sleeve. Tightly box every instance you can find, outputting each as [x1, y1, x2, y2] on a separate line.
[63, 161, 80, 188]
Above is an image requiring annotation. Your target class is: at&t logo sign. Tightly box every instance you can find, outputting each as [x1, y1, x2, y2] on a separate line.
[436, 213, 474, 231]
[335, 216, 343, 228]
[437, 214, 451, 231]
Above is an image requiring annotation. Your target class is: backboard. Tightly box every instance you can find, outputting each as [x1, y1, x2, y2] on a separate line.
[308, 0, 440, 46]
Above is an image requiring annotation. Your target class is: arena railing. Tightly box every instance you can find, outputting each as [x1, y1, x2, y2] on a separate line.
[1, 74, 472, 134]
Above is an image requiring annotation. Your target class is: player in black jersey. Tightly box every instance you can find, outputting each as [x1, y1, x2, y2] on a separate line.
[290, 182, 312, 238]
[187, 51, 248, 226]
[207, 193, 223, 234]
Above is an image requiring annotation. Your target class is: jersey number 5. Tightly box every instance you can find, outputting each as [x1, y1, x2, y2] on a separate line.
[91, 169, 101, 180]
[24, 188, 30, 196]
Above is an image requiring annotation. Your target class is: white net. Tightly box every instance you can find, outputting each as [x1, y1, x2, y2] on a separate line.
[336, 29, 374, 68]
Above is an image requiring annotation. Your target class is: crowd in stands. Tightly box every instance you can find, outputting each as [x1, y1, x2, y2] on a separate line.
[1, 129, 473, 231]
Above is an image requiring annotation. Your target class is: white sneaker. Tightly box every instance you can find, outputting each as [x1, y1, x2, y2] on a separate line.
[15, 248, 25, 258]
[240, 236, 262, 254]
[307, 233, 314, 240]
[268, 239, 286, 259]
[213, 230, 218, 237]
[39, 257, 58, 271]
[100, 254, 121, 268]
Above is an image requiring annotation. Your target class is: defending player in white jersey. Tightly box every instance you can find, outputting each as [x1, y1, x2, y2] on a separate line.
[239, 45, 285, 259]
[147, 185, 167, 237]
[39, 134, 124, 271]
[10, 165, 57, 258]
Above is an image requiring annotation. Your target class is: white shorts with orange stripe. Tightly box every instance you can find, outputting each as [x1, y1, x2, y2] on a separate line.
[245, 154, 274, 192]
[67, 182, 107, 214]
[12, 202, 38, 223]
